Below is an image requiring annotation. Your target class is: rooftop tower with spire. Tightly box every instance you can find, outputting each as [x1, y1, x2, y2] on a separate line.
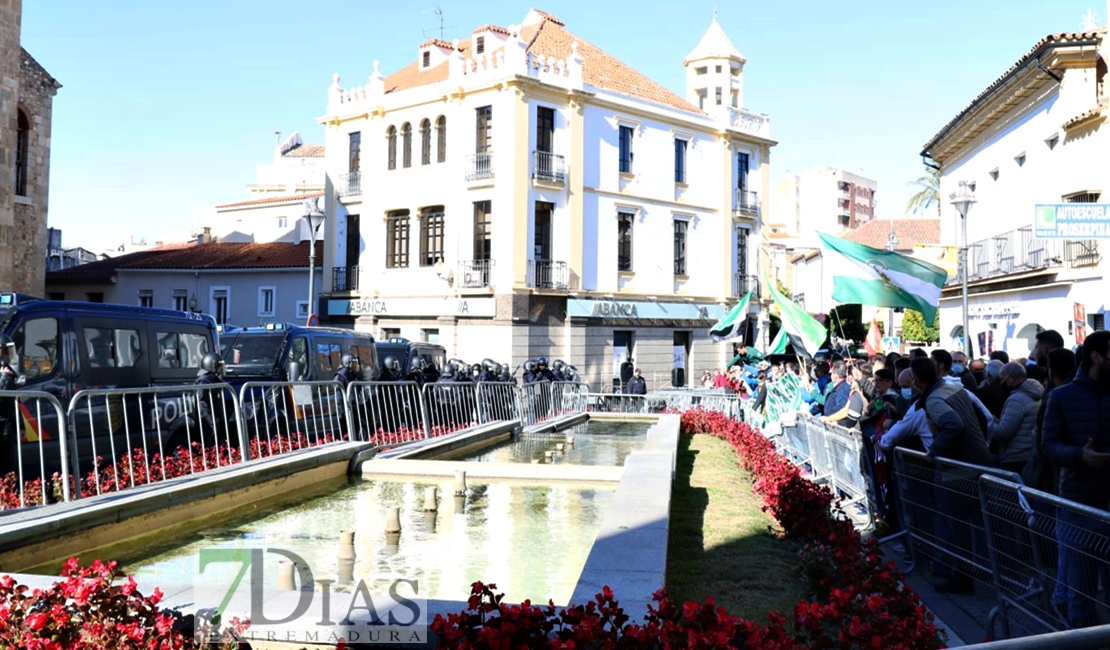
[684, 13, 747, 111]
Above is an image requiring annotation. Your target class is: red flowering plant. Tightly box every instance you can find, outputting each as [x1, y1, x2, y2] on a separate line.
[431, 408, 946, 649]
[0, 557, 249, 649]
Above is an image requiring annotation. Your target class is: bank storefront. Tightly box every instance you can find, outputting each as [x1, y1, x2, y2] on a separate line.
[564, 298, 728, 392]
[324, 295, 501, 359]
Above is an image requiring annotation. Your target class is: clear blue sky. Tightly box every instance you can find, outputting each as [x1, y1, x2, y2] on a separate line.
[22, 0, 1103, 252]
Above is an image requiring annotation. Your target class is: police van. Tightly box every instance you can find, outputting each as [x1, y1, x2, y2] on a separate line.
[0, 294, 220, 478]
[219, 322, 378, 383]
[374, 337, 446, 377]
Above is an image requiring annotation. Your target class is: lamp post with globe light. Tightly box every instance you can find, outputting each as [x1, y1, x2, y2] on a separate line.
[950, 181, 976, 357]
[886, 226, 899, 349]
[302, 197, 326, 325]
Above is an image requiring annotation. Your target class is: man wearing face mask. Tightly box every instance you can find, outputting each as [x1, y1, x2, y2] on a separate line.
[880, 369, 930, 453]
[1042, 330, 1110, 628]
[987, 362, 1043, 474]
[950, 350, 979, 393]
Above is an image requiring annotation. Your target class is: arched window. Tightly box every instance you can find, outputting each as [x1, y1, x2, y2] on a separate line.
[435, 116, 447, 163]
[401, 122, 413, 168]
[420, 119, 431, 165]
[14, 109, 29, 196]
[386, 126, 397, 171]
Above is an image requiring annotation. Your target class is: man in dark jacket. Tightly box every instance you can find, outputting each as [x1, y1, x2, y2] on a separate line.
[977, 359, 1007, 420]
[1042, 330, 1110, 629]
[823, 362, 851, 419]
[913, 356, 993, 594]
[1028, 329, 1064, 385]
[627, 368, 647, 395]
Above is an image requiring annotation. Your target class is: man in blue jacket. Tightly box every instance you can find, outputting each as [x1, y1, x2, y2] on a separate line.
[1042, 329, 1110, 629]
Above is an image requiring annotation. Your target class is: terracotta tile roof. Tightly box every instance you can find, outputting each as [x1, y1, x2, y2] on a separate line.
[381, 9, 703, 115]
[473, 24, 511, 35]
[1062, 103, 1107, 130]
[419, 38, 456, 50]
[530, 9, 565, 26]
[47, 242, 324, 284]
[281, 143, 325, 158]
[216, 191, 324, 210]
[843, 219, 941, 250]
[922, 30, 1102, 157]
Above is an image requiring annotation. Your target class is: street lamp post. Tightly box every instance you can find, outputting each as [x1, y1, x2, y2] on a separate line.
[302, 197, 327, 324]
[950, 181, 976, 357]
[886, 228, 899, 349]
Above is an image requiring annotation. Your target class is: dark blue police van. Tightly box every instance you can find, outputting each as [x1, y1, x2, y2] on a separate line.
[0, 294, 220, 480]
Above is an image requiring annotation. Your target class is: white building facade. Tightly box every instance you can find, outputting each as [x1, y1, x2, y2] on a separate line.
[773, 168, 877, 241]
[317, 9, 774, 390]
[922, 29, 1109, 356]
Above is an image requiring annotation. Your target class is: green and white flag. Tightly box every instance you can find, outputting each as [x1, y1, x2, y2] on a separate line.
[765, 275, 827, 358]
[766, 327, 788, 355]
[709, 290, 752, 343]
[817, 232, 948, 324]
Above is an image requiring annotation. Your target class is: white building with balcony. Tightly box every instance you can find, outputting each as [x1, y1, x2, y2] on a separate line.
[317, 9, 775, 390]
[922, 29, 1109, 356]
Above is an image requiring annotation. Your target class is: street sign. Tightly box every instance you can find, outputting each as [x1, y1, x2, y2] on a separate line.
[882, 336, 900, 353]
[1034, 204, 1110, 239]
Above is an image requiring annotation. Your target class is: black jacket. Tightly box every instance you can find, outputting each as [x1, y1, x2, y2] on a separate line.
[1042, 371, 1110, 507]
[627, 376, 647, 395]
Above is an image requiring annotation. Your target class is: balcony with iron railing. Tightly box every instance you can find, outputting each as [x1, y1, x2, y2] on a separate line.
[338, 171, 361, 198]
[332, 265, 360, 292]
[733, 190, 759, 218]
[532, 151, 566, 185]
[465, 152, 494, 181]
[526, 260, 569, 290]
[458, 259, 495, 288]
[733, 273, 760, 299]
[947, 225, 1102, 285]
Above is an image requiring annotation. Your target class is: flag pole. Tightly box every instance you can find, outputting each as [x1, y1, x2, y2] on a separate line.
[831, 308, 848, 354]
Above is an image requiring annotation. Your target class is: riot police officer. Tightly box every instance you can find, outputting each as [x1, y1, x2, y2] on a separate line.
[405, 357, 428, 386]
[379, 356, 402, 382]
[334, 353, 358, 392]
[535, 357, 555, 382]
[552, 359, 568, 381]
[522, 360, 538, 384]
[196, 352, 226, 385]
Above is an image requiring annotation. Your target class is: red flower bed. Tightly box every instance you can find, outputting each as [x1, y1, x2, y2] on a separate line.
[431, 408, 946, 649]
[0, 557, 248, 649]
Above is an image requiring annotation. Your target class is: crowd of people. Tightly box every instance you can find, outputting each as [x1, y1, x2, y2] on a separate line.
[724, 328, 1110, 628]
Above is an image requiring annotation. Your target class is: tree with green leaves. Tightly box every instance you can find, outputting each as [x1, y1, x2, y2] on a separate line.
[902, 308, 939, 343]
[906, 165, 941, 216]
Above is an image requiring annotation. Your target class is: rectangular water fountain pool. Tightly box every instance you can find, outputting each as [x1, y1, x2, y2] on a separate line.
[464, 420, 647, 466]
[118, 474, 615, 606]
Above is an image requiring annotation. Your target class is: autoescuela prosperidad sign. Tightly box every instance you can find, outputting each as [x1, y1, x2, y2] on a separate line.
[1034, 204, 1110, 239]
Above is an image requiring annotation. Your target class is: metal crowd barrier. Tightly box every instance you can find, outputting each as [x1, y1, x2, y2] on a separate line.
[347, 381, 428, 446]
[421, 381, 480, 437]
[893, 447, 1023, 583]
[520, 381, 553, 427]
[69, 384, 244, 498]
[474, 381, 522, 424]
[585, 393, 648, 414]
[551, 381, 587, 416]
[0, 390, 71, 507]
[238, 380, 347, 457]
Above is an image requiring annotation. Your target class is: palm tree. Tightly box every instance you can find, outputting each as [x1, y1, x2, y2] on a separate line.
[906, 165, 941, 215]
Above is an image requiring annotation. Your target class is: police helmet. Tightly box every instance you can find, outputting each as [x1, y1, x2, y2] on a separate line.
[411, 357, 426, 371]
[444, 360, 458, 376]
[537, 356, 548, 366]
[341, 353, 358, 370]
[553, 359, 566, 372]
[525, 360, 537, 373]
[385, 356, 400, 372]
[482, 358, 496, 371]
[200, 352, 225, 378]
[471, 363, 482, 376]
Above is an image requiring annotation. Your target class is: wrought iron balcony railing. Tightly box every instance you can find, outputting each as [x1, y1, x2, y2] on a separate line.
[465, 152, 494, 181]
[733, 273, 760, 299]
[458, 259, 494, 288]
[949, 225, 1101, 285]
[338, 172, 361, 197]
[532, 151, 566, 184]
[332, 265, 360, 292]
[734, 190, 759, 218]
[526, 260, 568, 290]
